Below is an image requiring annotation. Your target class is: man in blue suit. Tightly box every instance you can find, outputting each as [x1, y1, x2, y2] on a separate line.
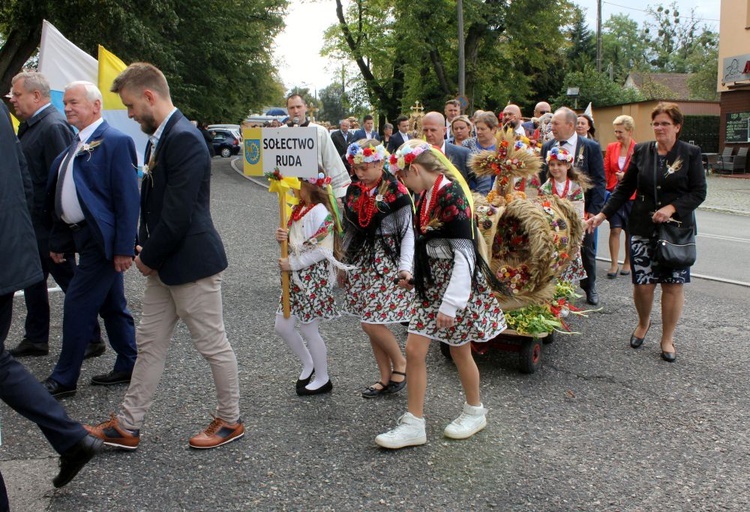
[86, 63, 243, 450]
[352, 114, 381, 143]
[42, 81, 139, 397]
[8, 71, 104, 359]
[0, 101, 102, 495]
[541, 107, 607, 305]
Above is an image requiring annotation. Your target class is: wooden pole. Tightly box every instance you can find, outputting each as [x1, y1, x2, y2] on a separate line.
[278, 192, 291, 318]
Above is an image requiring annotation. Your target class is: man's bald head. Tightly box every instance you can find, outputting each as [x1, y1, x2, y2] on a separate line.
[502, 104, 522, 128]
[422, 111, 446, 146]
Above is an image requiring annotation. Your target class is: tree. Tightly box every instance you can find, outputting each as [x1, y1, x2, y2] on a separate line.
[324, 0, 573, 121]
[552, 66, 642, 108]
[601, 14, 651, 82]
[0, 0, 287, 122]
[566, 6, 595, 73]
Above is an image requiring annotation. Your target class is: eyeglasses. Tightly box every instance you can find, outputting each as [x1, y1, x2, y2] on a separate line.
[651, 122, 673, 127]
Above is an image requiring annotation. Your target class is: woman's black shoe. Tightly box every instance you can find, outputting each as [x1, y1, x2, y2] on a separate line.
[385, 370, 406, 394]
[296, 371, 314, 390]
[362, 382, 387, 398]
[629, 320, 652, 348]
[296, 380, 332, 396]
[661, 351, 676, 363]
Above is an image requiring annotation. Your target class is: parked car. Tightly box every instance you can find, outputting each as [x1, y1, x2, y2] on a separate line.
[211, 129, 241, 158]
[207, 124, 242, 141]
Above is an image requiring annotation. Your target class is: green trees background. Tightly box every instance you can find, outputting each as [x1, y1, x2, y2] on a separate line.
[0, 0, 287, 123]
[0, 0, 718, 125]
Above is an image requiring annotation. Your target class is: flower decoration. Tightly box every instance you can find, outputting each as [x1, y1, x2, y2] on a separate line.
[545, 146, 573, 164]
[388, 142, 431, 174]
[347, 143, 388, 166]
[306, 171, 332, 187]
[664, 156, 683, 178]
[77, 139, 103, 161]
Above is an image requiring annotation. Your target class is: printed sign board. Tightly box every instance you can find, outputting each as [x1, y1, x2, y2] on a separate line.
[243, 127, 318, 178]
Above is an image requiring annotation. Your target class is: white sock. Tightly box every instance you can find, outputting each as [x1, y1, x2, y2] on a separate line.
[274, 314, 314, 380]
[299, 319, 329, 389]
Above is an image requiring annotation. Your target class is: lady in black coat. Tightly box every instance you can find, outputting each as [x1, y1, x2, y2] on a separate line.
[587, 103, 707, 362]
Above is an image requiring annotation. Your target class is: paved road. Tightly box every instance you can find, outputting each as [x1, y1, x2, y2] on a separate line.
[1, 157, 749, 511]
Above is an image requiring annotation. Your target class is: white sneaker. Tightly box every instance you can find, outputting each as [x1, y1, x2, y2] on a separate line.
[444, 402, 487, 440]
[375, 412, 427, 449]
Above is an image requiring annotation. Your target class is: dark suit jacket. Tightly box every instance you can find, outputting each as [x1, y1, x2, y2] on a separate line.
[387, 132, 409, 154]
[0, 103, 43, 296]
[46, 120, 140, 261]
[139, 110, 228, 285]
[601, 140, 706, 237]
[17, 105, 75, 229]
[444, 142, 471, 183]
[330, 129, 353, 156]
[541, 136, 607, 216]
[351, 129, 380, 143]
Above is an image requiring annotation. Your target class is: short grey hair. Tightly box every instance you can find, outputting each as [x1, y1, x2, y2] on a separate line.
[65, 81, 103, 104]
[556, 107, 578, 125]
[12, 72, 51, 98]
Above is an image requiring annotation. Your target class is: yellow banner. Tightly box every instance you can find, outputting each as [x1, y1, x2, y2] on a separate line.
[97, 45, 127, 110]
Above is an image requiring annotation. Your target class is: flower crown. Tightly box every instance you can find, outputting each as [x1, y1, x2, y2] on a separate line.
[347, 143, 388, 165]
[388, 142, 431, 174]
[545, 146, 574, 164]
[306, 171, 332, 187]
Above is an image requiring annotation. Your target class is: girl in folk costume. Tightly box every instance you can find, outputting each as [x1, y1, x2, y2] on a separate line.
[539, 146, 591, 283]
[375, 140, 507, 450]
[339, 139, 414, 398]
[274, 170, 349, 396]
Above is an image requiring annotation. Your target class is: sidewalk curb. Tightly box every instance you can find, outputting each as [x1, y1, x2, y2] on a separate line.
[698, 206, 750, 217]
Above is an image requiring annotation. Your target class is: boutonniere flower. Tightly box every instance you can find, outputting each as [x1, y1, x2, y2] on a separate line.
[375, 194, 384, 203]
[76, 139, 103, 160]
[575, 146, 585, 166]
[664, 157, 683, 178]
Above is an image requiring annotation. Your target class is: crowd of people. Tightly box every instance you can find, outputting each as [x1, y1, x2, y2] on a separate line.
[1, 66, 705, 504]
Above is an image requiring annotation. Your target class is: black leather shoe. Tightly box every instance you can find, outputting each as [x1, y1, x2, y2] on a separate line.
[361, 382, 388, 398]
[90, 370, 132, 386]
[585, 289, 600, 306]
[9, 338, 49, 357]
[53, 434, 103, 488]
[83, 341, 106, 360]
[296, 380, 333, 396]
[385, 370, 407, 394]
[296, 370, 314, 390]
[629, 320, 652, 348]
[42, 378, 77, 399]
[661, 350, 676, 363]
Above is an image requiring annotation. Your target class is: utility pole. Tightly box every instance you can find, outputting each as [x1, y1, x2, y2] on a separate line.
[596, 0, 602, 73]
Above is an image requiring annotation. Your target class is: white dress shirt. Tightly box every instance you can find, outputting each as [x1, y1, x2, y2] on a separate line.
[59, 118, 104, 224]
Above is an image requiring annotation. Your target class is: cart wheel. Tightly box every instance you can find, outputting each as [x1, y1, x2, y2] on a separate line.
[543, 331, 556, 345]
[519, 338, 542, 374]
[440, 341, 453, 361]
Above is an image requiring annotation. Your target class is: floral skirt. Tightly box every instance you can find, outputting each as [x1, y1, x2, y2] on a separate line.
[276, 260, 339, 324]
[408, 258, 506, 346]
[342, 240, 413, 324]
[559, 251, 587, 283]
[630, 235, 690, 285]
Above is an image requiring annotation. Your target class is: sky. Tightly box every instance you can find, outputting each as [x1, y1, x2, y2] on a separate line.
[272, 0, 721, 94]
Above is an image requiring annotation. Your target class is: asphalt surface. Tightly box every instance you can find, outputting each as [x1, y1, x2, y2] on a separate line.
[1, 157, 749, 511]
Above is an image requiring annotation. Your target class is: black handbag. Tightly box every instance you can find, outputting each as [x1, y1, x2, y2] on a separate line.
[652, 148, 697, 268]
[655, 222, 696, 267]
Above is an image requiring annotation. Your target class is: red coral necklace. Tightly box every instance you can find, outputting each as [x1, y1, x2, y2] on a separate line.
[354, 178, 382, 228]
[419, 174, 443, 233]
[552, 178, 570, 198]
[289, 203, 314, 226]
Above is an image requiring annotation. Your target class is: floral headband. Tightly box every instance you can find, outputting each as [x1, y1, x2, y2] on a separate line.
[388, 142, 431, 174]
[545, 146, 574, 164]
[306, 171, 332, 187]
[347, 143, 388, 165]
